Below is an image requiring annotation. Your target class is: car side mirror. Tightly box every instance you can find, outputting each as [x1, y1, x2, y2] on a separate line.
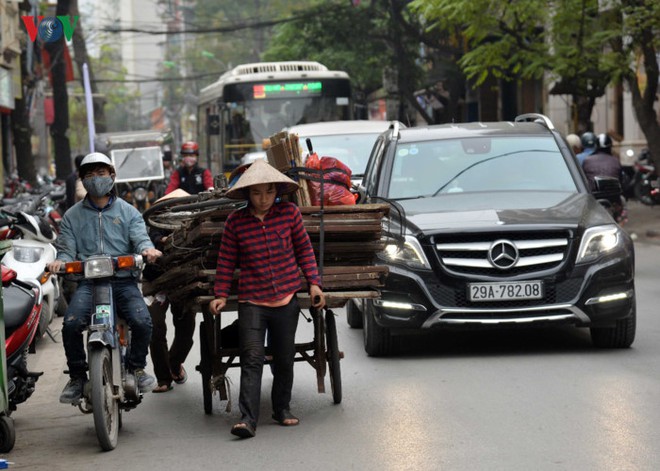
[354, 184, 367, 204]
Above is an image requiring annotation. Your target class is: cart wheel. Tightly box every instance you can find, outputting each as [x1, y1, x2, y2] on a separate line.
[0, 414, 15, 453]
[325, 310, 342, 404]
[199, 321, 213, 414]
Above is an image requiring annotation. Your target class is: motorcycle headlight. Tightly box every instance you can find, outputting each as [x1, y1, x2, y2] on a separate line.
[380, 235, 432, 270]
[134, 187, 148, 202]
[84, 257, 115, 278]
[576, 224, 622, 264]
[13, 245, 44, 263]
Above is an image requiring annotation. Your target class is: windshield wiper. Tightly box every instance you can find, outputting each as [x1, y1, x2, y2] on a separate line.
[431, 149, 554, 196]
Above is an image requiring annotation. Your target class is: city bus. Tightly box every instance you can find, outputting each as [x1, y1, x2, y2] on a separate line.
[197, 61, 353, 175]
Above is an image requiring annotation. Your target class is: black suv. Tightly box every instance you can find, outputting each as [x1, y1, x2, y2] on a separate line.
[350, 114, 635, 356]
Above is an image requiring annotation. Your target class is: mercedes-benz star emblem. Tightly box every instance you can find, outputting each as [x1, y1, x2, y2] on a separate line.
[488, 240, 519, 270]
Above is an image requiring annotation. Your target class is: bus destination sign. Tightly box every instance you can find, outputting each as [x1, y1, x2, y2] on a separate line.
[253, 81, 322, 99]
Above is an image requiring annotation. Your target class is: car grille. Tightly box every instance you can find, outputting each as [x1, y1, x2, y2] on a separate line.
[433, 231, 571, 277]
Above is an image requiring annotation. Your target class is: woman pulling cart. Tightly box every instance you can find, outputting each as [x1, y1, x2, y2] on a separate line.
[208, 159, 325, 439]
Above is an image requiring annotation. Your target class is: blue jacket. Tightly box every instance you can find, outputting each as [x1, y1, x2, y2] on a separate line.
[56, 195, 154, 276]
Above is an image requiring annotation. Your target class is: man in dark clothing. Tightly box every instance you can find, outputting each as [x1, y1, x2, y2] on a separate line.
[582, 133, 627, 225]
[144, 189, 196, 392]
[582, 133, 621, 190]
[65, 154, 85, 210]
[164, 141, 213, 195]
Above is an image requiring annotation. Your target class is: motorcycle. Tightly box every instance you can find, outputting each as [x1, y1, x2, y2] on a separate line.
[116, 180, 161, 213]
[1, 209, 65, 341]
[56, 254, 146, 451]
[2, 265, 44, 414]
[631, 149, 660, 206]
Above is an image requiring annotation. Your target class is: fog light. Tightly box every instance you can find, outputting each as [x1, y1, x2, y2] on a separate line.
[585, 291, 631, 305]
[374, 299, 427, 311]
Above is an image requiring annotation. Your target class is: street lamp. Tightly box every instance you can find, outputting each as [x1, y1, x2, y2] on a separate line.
[200, 50, 229, 70]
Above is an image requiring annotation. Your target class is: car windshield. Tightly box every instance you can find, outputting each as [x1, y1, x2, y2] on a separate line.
[387, 136, 578, 199]
[300, 133, 380, 176]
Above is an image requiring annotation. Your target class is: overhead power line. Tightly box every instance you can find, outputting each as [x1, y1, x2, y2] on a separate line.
[93, 71, 224, 84]
[99, 11, 315, 35]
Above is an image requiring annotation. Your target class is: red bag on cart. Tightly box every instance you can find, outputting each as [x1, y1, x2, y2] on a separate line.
[305, 153, 356, 206]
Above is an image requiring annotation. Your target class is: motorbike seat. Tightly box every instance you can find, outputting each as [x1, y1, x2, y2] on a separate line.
[3, 283, 37, 337]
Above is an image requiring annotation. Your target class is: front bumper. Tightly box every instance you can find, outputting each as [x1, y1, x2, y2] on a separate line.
[372, 251, 635, 331]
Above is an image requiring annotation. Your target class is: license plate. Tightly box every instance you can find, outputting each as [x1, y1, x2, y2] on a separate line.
[468, 281, 543, 302]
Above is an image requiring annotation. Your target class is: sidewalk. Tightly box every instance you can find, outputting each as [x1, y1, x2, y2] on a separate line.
[622, 199, 660, 246]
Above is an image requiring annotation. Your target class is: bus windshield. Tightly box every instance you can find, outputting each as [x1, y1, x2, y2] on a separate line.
[234, 95, 350, 149]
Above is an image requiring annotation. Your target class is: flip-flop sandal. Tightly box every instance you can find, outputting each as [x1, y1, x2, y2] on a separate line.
[231, 422, 256, 439]
[272, 410, 299, 426]
[153, 384, 173, 393]
[172, 365, 187, 384]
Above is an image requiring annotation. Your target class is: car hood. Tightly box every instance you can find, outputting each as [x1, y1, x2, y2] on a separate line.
[393, 191, 613, 235]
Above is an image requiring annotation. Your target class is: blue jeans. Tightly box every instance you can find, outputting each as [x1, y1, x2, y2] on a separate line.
[62, 278, 152, 378]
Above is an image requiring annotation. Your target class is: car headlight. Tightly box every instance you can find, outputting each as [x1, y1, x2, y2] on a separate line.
[13, 245, 44, 263]
[576, 224, 622, 264]
[380, 235, 432, 270]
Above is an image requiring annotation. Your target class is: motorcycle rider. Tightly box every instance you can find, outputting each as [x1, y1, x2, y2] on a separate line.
[48, 152, 162, 403]
[582, 133, 627, 224]
[164, 141, 213, 195]
[576, 131, 597, 165]
[582, 133, 622, 188]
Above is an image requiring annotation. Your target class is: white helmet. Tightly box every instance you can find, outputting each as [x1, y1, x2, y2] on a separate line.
[79, 152, 115, 177]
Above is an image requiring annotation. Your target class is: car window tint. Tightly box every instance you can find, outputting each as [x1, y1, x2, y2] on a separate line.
[387, 136, 577, 198]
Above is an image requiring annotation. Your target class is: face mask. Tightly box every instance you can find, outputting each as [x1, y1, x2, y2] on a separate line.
[183, 157, 197, 168]
[83, 176, 114, 198]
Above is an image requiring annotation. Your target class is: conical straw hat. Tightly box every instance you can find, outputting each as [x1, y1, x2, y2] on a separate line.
[225, 158, 299, 200]
[155, 188, 190, 203]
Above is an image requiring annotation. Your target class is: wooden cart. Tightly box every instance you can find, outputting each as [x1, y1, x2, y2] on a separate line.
[143, 167, 389, 413]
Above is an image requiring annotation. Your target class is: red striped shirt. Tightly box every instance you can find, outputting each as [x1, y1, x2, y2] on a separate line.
[213, 201, 321, 303]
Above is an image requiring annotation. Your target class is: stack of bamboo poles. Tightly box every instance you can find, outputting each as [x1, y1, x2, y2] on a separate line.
[266, 131, 311, 206]
[143, 202, 391, 310]
[142, 131, 390, 310]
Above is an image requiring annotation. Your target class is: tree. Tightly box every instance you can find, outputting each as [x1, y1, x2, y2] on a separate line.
[616, 1, 660, 167]
[414, 0, 660, 167]
[263, 1, 431, 123]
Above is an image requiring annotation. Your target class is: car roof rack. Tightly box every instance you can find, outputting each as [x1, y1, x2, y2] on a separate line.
[389, 121, 401, 141]
[514, 113, 555, 130]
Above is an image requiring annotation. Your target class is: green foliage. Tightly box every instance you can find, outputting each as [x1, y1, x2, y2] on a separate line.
[414, 0, 659, 94]
[189, 0, 318, 91]
[263, 3, 385, 94]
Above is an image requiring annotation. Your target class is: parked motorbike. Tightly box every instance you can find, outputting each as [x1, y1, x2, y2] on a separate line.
[56, 254, 146, 451]
[631, 149, 660, 206]
[2, 265, 44, 413]
[2, 210, 65, 340]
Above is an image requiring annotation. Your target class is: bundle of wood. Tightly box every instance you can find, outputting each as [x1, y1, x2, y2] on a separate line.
[143, 199, 390, 310]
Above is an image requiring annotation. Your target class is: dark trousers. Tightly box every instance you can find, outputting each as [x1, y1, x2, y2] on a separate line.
[237, 298, 299, 429]
[148, 299, 196, 386]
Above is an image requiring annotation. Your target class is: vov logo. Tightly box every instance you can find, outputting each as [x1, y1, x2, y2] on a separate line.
[21, 16, 79, 43]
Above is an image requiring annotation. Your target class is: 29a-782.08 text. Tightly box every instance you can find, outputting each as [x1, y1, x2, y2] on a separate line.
[469, 281, 543, 301]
